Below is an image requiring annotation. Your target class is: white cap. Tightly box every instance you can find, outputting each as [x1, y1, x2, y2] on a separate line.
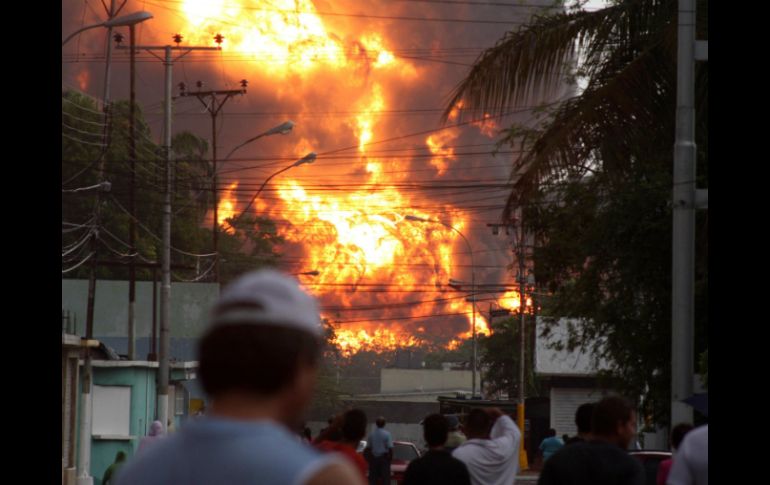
[211, 269, 322, 337]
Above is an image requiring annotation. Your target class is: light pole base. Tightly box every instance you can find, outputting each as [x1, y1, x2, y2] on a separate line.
[76, 475, 94, 485]
[518, 403, 529, 471]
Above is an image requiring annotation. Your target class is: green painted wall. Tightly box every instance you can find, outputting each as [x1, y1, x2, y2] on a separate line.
[61, 279, 219, 338]
[79, 365, 194, 483]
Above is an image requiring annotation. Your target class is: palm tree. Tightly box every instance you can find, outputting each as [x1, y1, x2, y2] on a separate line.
[445, 0, 707, 217]
[444, 0, 708, 424]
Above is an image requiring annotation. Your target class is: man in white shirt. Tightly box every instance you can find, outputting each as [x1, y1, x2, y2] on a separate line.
[452, 408, 522, 485]
[667, 424, 708, 485]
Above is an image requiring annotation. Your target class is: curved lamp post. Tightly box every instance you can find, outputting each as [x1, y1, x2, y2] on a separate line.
[222, 121, 295, 162]
[211, 121, 295, 280]
[405, 214, 477, 397]
[64, 10, 154, 485]
[231, 151, 317, 225]
[62, 11, 153, 46]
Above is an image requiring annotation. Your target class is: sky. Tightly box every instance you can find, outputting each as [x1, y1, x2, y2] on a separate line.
[62, 0, 601, 351]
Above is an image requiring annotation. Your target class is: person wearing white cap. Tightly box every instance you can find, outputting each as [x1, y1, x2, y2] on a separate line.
[115, 270, 364, 485]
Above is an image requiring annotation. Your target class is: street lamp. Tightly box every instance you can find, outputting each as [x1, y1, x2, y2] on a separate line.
[212, 121, 296, 276]
[222, 121, 296, 162]
[405, 214, 478, 397]
[64, 10, 154, 485]
[62, 11, 153, 46]
[230, 151, 317, 226]
[203, 118, 294, 282]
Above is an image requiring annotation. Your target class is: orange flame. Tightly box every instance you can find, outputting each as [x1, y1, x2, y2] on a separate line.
[218, 182, 239, 233]
[174, 0, 519, 355]
[473, 113, 499, 138]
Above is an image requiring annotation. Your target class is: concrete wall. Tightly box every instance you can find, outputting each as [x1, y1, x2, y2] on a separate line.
[381, 368, 472, 394]
[535, 317, 611, 376]
[61, 279, 219, 360]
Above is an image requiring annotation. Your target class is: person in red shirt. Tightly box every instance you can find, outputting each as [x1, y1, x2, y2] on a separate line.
[656, 423, 694, 485]
[316, 409, 369, 481]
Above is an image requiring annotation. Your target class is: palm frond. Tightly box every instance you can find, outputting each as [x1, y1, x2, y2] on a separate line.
[442, 0, 670, 122]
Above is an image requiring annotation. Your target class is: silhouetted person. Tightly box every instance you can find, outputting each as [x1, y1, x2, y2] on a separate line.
[657, 423, 694, 485]
[539, 428, 564, 462]
[316, 409, 369, 481]
[137, 421, 165, 453]
[452, 408, 521, 485]
[114, 270, 363, 485]
[537, 396, 645, 485]
[667, 424, 708, 485]
[102, 451, 127, 485]
[565, 402, 595, 445]
[404, 413, 471, 485]
[366, 417, 393, 485]
[444, 415, 466, 452]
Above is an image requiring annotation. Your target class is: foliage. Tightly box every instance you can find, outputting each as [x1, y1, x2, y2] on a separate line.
[446, 0, 708, 424]
[62, 90, 283, 284]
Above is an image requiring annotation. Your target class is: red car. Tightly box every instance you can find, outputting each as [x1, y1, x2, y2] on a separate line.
[390, 441, 421, 484]
[629, 450, 672, 485]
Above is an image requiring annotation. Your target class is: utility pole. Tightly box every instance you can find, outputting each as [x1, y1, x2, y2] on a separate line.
[515, 213, 529, 471]
[179, 80, 247, 282]
[127, 23, 137, 361]
[78, 2, 118, 482]
[116, 33, 220, 428]
[671, 0, 708, 426]
[489, 220, 529, 471]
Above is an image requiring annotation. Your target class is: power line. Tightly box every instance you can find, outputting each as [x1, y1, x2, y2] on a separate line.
[108, 195, 218, 258]
[146, 0, 532, 25]
[62, 132, 107, 147]
[392, 0, 562, 7]
[62, 252, 95, 274]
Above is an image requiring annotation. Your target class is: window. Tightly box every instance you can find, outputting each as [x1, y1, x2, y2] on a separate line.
[92, 385, 131, 437]
[175, 383, 187, 416]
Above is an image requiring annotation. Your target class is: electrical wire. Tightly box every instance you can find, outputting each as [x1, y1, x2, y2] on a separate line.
[62, 252, 95, 274]
[108, 194, 218, 258]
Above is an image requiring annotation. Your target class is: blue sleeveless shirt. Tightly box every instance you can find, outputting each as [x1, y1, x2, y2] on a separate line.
[115, 417, 336, 485]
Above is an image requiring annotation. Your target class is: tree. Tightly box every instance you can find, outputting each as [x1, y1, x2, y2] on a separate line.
[479, 316, 542, 399]
[446, 0, 708, 424]
[62, 90, 283, 285]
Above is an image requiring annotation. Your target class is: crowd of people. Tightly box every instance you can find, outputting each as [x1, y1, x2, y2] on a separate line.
[105, 269, 706, 485]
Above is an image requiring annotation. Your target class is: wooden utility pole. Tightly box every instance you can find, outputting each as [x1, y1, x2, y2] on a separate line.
[179, 81, 247, 282]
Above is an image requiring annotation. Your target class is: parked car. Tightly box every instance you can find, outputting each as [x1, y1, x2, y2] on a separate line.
[390, 441, 420, 484]
[629, 450, 672, 485]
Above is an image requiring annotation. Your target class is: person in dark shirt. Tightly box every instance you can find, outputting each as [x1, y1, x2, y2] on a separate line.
[404, 413, 471, 485]
[538, 396, 645, 485]
[316, 409, 370, 481]
[565, 402, 595, 445]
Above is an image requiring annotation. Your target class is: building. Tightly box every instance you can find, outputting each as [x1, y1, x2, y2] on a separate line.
[534, 317, 612, 438]
[306, 366, 473, 445]
[61, 279, 219, 361]
[62, 279, 216, 483]
[86, 358, 198, 484]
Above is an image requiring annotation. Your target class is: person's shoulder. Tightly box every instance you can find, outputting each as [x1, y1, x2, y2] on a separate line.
[447, 452, 470, 469]
[683, 424, 708, 446]
[114, 436, 182, 484]
[305, 459, 365, 485]
[451, 442, 477, 461]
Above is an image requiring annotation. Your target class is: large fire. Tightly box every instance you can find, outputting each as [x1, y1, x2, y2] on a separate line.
[176, 0, 526, 355]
